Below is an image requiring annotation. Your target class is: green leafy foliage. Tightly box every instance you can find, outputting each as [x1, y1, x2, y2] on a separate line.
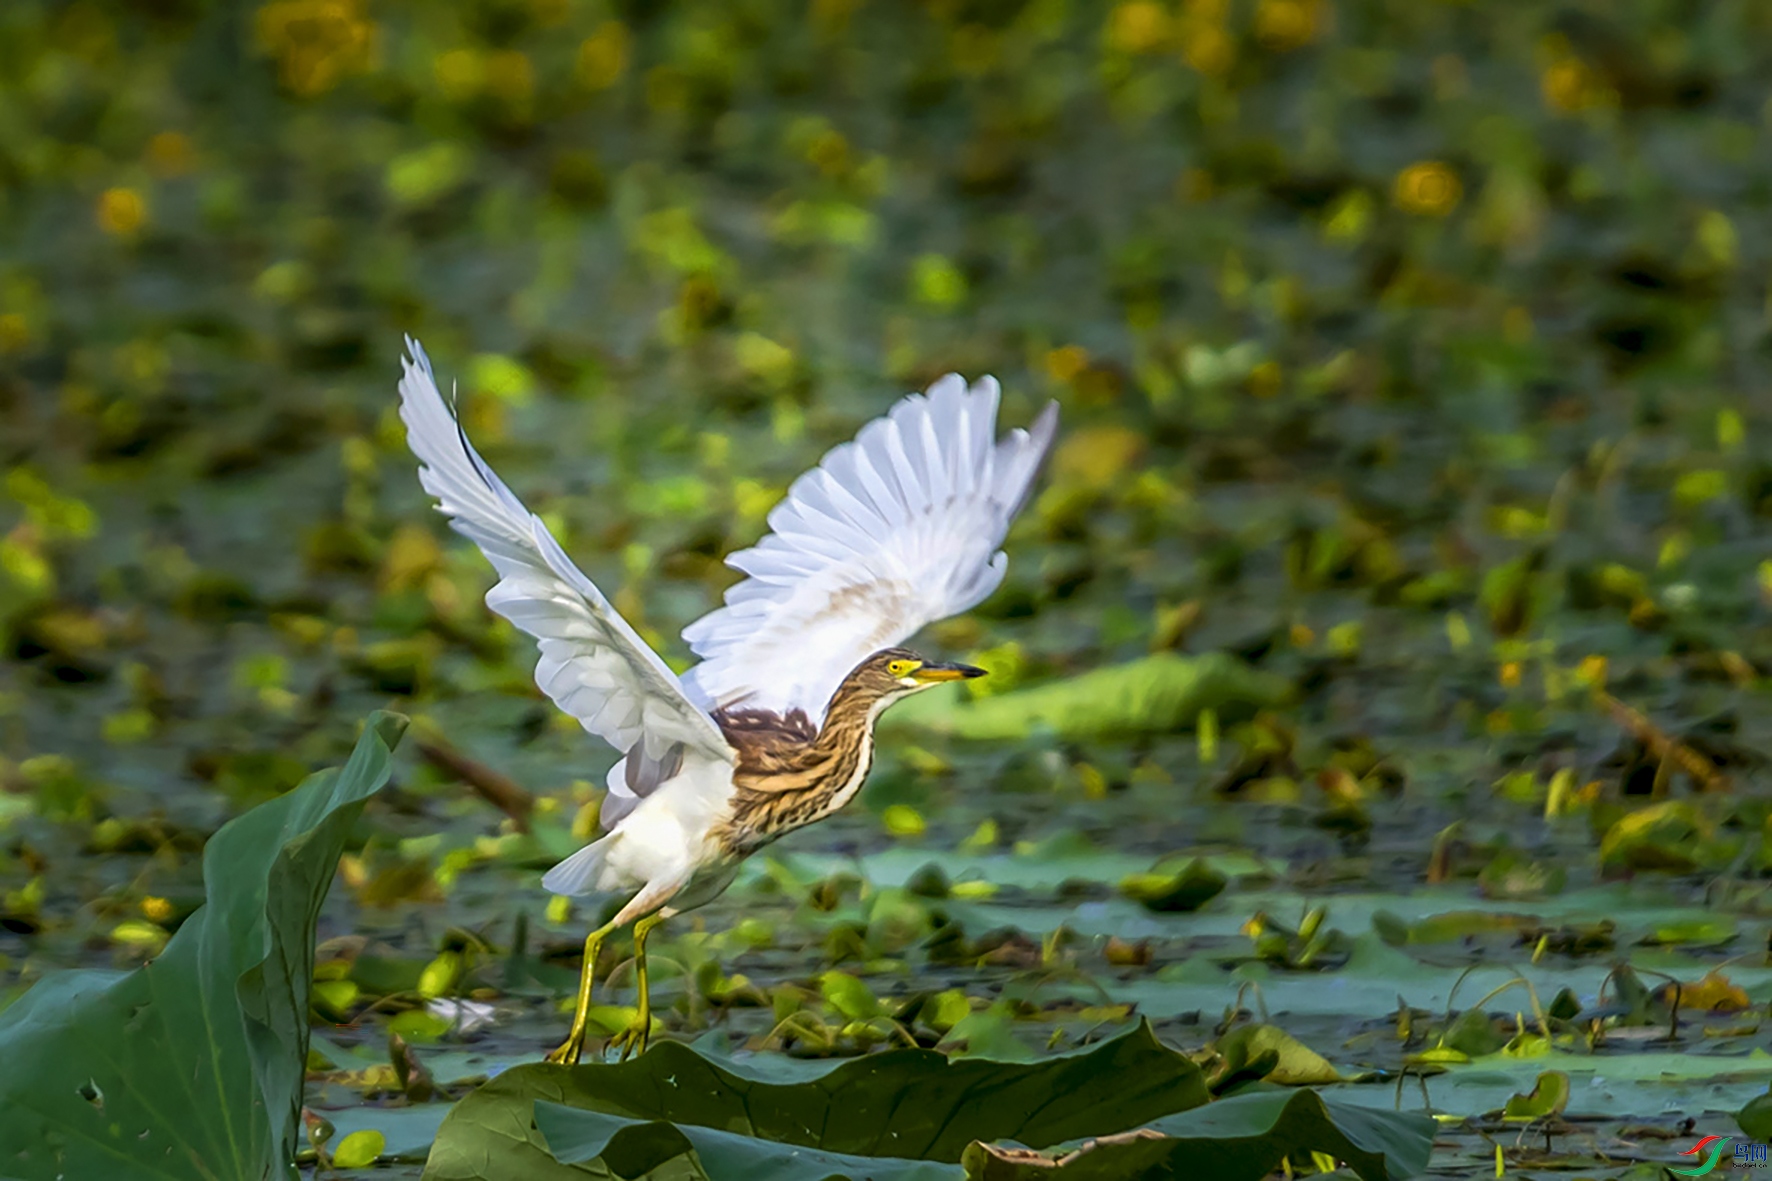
[1598, 801, 1736, 873]
[422, 1022, 1430, 1181]
[884, 654, 1289, 741]
[2, 1, 1770, 1176]
[535, 1103, 955, 1181]
[1208, 1024, 1347, 1089]
[0, 713, 405, 1181]
[331, 1127, 387, 1168]
[1738, 1089, 1772, 1141]
[1503, 1071, 1571, 1121]
[1120, 858, 1229, 913]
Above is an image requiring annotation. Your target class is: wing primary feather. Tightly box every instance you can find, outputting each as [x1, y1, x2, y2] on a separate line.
[680, 373, 1057, 719]
[397, 337, 732, 787]
[1002, 400, 1060, 519]
[850, 425, 910, 526]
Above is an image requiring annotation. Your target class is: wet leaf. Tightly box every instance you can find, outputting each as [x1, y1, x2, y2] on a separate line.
[424, 1022, 1431, 1180]
[424, 1021, 1213, 1178]
[819, 970, 880, 1021]
[537, 1103, 950, 1181]
[0, 713, 405, 1180]
[1211, 1024, 1346, 1087]
[1442, 1009, 1508, 1058]
[1600, 802, 1735, 873]
[1119, 859, 1228, 913]
[1502, 1071, 1570, 1120]
[1738, 1090, 1772, 1141]
[332, 1127, 387, 1168]
[1662, 971, 1749, 1013]
[883, 654, 1290, 742]
[419, 950, 464, 998]
[921, 989, 974, 1033]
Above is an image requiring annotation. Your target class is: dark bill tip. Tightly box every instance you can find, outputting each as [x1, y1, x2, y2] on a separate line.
[914, 661, 988, 682]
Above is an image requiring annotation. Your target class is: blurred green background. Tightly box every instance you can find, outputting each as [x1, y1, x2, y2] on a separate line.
[2, 0, 1772, 1166]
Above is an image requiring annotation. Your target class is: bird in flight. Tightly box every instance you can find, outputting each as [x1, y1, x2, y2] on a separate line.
[397, 338, 1056, 1064]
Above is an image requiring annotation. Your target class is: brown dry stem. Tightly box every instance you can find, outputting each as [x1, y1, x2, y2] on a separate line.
[414, 734, 535, 831]
[1595, 690, 1728, 793]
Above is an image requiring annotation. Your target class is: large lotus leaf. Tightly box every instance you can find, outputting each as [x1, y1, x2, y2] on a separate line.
[534, 1103, 960, 1181]
[964, 1090, 1435, 1180]
[424, 1021, 1433, 1180]
[0, 712, 407, 1181]
[1147, 1091, 1434, 1180]
[423, 1021, 1208, 1179]
[880, 653, 1290, 741]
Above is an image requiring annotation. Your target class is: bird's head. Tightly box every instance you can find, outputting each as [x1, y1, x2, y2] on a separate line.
[848, 647, 986, 705]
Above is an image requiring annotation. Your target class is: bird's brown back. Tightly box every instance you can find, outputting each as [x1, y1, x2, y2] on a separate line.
[713, 704, 870, 852]
[716, 706, 816, 760]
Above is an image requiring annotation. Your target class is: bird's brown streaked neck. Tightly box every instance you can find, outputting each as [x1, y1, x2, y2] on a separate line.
[714, 674, 899, 850]
[807, 671, 896, 758]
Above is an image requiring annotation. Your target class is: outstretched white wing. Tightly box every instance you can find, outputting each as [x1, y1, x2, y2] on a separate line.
[397, 338, 732, 769]
[681, 375, 1057, 721]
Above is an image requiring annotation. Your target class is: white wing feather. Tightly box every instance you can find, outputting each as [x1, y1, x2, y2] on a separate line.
[680, 375, 1057, 720]
[397, 338, 732, 769]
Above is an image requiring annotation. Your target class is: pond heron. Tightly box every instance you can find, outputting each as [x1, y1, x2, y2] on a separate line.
[397, 338, 1056, 1063]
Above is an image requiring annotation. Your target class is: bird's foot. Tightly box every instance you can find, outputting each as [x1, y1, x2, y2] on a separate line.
[608, 1012, 654, 1062]
[544, 1027, 587, 1067]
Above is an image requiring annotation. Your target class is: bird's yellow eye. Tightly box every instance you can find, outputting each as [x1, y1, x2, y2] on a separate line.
[887, 658, 917, 677]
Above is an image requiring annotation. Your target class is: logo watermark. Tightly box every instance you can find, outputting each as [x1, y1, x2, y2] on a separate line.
[1671, 1135, 1769, 1176]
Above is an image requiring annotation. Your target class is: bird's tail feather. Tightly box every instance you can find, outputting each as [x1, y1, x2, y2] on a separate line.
[541, 834, 614, 897]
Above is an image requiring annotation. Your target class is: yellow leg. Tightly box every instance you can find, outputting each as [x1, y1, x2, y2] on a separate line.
[611, 912, 666, 1061]
[545, 918, 620, 1066]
